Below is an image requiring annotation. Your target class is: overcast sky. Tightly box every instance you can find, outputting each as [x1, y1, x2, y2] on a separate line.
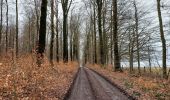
[5, 0, 169, 28]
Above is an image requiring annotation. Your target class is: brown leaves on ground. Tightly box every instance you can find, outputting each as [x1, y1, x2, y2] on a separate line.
[88, 64, 170, 100]
[0, 54, 78, 100]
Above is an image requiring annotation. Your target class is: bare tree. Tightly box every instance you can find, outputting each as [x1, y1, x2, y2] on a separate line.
[0, 0, 3, 53]
[133, 0, 141, 74]
[37, 0, 48, 65]
[55, 0, 59, 62]
[34, 0, 40, 42]
[113, 0, 121, 71]
[5, 0, 8, 53]
[16, 0, 19, 57]
[96, 0, 105, 65]
[156, 0, 167, 79]
[50, 0, 55, 65]
[61, 0, 73, 62]
[129, 28, 135, 73]
[93, 2, 97, 64]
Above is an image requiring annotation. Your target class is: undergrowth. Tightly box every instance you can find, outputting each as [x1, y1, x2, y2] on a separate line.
[0, 53, 78, 100]
[88, 64, 170, 100]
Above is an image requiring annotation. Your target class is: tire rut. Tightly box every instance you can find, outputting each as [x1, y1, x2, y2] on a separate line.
[65, 67, 135, 100]
[67, 67, 95, 100]
[85, 68, 130, 100]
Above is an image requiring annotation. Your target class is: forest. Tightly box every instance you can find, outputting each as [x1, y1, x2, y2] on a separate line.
[0, 0, 170, 99]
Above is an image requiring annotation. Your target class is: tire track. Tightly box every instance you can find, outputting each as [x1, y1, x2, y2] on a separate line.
[65, 67, 135, 100]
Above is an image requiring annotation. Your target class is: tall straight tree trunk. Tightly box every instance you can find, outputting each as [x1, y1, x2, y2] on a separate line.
[28, 17, 31, 53]
[61, 0, 72, 63]
[129, 29, 135, 73]
[60, 28, 63, 59]
[129, 44, 134, 73]
[89, 5, 94, 63]
[34, 0, 40, 43]
[63, 12, 68, 62]
[0, 0, 3, 53]
[5, 0, 8, 53]
[70, 33, 73, 61]
[113, 0, 121, 71]
[134, 0, 141, 74]
[148, 36, 152, 73]
[56, 0, 59, 62]
[110, 4, 113, 65]
[157, 0, 167, 79]
[37, 0, 48, 63]
[87, 31, 90, 63]
[50, 0, 54, 65]
[16, 0, 19, 57]
[70, 11, 73, 61]
[148, 46, 152, 73]
[28, 18, 30, 52]
[96, 0, 104, 65]
[93, 3, 97, 64]
[103, 0, 107, 65]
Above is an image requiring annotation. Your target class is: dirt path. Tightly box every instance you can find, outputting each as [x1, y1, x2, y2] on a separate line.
[65, 67, 135, 100]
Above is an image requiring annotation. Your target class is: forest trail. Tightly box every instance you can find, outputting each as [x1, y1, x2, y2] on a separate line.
[65, 67, 135, 100]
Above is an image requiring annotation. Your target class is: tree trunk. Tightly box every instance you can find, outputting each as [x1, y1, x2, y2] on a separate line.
[60, 28, 63, 59]
[97, 0, 104, 66]
[5, 0, 8, 53]
[70, 11, 73, 61]
[110, 4, 113, 65]
[70, 32, 73, 61]
[50, 0, 54, 65]
[134, 0, 141, 74]
[34, 0, 40, 43]
[103, 0, 107, 65]
[61, 0, 72, 63]
[37, 0, 48, 64]
[93, 3, 97, 64]
[16, 0, 19, 57]
[148, 46, 152, 73]
[129, 46, 134, 73]
[28, 17, 31, 53]
[56, 0, 59, 62]
[113, 0, 121, 71]
[157, 0, 167, 79]
[63, 11, 68, 62]
[75, 32, 79, 61]
[0, 0, 3, 53]
[129, 30, 134, 73]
